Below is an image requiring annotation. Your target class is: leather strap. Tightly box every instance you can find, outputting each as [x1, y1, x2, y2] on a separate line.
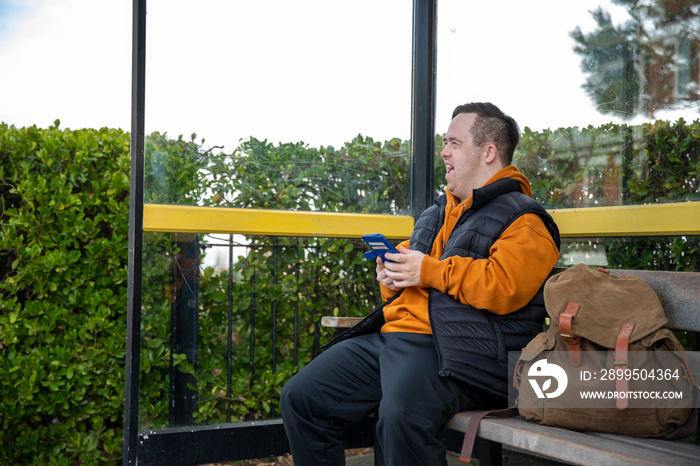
[614, 322, 635, 410]
[512, 359, 524, 391]
[459, 407, 519, 463]
[559, 302, 581, 366]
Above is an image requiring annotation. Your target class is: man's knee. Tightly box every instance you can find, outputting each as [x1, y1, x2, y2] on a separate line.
[377, 396, 407, 424]
[280, 374, 306, 417]
[280, 379, 292, 411]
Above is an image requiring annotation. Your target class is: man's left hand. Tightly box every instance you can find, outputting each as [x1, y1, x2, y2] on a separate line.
[382, 246, 424, 288]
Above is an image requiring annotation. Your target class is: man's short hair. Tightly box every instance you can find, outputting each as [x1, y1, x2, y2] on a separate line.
[452, 102, 520, 166]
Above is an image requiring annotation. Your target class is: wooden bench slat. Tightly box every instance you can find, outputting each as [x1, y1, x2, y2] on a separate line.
[320, 316, 363, 329]
[591, 432, 700, 463]
[446, 411, 699, 466]
[607, 269, 700, 332]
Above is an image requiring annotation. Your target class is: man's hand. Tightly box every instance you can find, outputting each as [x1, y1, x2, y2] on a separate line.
[376, 256, 399, 291]
[376, 246, 424, 289]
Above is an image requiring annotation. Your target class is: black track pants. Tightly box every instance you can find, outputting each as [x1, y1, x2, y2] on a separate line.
[280, 332, 478, 466]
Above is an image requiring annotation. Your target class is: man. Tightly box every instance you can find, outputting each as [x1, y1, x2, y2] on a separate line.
[281, 102, 560, 465]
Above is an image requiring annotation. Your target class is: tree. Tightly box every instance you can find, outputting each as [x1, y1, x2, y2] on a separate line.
[570, 0, 700, 120]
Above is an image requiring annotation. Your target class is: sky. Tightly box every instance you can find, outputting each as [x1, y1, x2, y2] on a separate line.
[0, 0, 685, 152]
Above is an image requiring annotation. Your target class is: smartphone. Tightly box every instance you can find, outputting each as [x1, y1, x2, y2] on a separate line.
[362, 233, 399, 262]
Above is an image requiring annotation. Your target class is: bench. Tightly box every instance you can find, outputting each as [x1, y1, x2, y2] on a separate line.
[321, 268, 700, 466]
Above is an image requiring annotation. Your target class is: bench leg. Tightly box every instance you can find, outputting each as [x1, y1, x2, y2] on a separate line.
[479, 438, 502, 466]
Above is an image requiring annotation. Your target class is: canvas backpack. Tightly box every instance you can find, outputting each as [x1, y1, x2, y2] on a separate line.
[516, 263, 697, 436]
[459, 263, 698, 462]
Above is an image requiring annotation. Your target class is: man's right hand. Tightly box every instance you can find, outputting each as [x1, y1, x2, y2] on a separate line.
[376, 257, 399, 291]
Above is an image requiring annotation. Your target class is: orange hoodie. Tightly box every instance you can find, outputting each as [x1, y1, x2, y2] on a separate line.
[380, 166, 560, 334]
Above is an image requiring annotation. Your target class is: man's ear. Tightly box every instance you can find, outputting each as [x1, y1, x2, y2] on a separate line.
[484, 144, 499, 164]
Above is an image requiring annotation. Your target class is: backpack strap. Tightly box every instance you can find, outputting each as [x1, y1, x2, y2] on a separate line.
[559, 301, 582, 366]
[614, 322, 635, 410]
[458, 407, 519, 463]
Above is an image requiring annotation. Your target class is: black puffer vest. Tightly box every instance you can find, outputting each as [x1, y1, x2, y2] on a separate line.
[326, 177, 560, 404]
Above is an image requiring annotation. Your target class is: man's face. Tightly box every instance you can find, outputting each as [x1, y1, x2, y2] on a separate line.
[440, 112, 487, 201]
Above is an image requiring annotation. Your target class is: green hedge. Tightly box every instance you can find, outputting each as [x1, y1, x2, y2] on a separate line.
[0, 119, 698, 463]
[0, 122, 129, 463]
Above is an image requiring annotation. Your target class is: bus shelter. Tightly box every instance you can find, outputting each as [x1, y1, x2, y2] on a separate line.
[124, 1, 700, 464]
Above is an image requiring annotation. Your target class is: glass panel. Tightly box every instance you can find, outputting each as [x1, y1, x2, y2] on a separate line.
[558, 236, 699, 272]
[139, 232, 383, 428]
[436, 0, 700, 207]
[139, 0, 412, 431]
[144, 0, 412, 214]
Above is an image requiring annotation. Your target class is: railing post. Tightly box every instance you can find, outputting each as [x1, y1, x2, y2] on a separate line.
[227, 234, 234, 422]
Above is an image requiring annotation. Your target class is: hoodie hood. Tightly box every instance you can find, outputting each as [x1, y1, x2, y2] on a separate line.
[446, 165, 533, 206]
[488, 165, 533, 198]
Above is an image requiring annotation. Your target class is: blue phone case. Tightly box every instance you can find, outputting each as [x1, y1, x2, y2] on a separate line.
[362, 233, 399, 262]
